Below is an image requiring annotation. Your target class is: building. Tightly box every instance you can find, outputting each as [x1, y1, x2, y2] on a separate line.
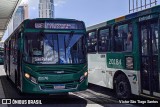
[39, 0, 54, 18]
[13, 4, 28, 30]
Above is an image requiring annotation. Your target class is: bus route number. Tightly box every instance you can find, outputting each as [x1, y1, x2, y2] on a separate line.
[108, 59, 122, 65]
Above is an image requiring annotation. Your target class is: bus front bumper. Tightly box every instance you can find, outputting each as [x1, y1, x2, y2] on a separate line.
[22, 76, 88, 94]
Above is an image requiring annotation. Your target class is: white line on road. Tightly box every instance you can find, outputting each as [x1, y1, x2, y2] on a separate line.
[0, 65, 6, 76]
[85, 89, 139, 107]
[71, 93, 103, 107]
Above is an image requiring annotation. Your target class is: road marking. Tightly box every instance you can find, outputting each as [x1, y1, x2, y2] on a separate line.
[0, 65, 6, 76]
[71, 93, 103, 107]
[85, 89, 118, 103]
[86, 89, 112, 98]
[85, 89, 139, 107]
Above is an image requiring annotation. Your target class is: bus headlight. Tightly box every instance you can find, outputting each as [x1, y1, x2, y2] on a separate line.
[24, 73, 37, 84]
[25, 73, 30, 79]
[80, 72, 88, 82]
[84, 72, 88, 77]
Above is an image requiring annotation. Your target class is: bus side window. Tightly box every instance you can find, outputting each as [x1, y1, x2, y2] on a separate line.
[125, 32, 132, 52]
[152, 26, 158, 55]
[98, 28, 110, 52]
[87, 31, 97, 53]
[114, 24, 132, 52]
[11, 36, 15, 56]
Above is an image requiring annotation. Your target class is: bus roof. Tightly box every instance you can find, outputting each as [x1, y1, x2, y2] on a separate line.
[25, 18, 83, 23]
[87, 21, 107, 31]
[87, 5, 160, 31]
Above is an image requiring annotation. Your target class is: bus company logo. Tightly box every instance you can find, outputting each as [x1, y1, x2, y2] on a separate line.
[2, 99, 11, 104]
[139, 15, 152, 22]
[38, 77, 49, 81]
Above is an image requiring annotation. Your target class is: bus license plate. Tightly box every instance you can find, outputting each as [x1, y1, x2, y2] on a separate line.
[54, 84, 65, 89]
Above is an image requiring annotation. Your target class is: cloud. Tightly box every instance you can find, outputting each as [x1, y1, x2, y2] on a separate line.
[54, 0, 66, 6]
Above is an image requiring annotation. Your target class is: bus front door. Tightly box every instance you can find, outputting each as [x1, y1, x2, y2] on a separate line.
[140, 20, 160, 98]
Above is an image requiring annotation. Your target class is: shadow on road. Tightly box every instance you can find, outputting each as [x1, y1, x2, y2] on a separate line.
[88, 83, 160, 107]
[88, 83, 117, 99]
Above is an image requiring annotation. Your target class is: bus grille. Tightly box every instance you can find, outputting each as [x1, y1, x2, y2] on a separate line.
[40, 85, 53, 90]
[65, 83, 77, 89]
[39, 83, 78, 90]
[38, 70, 78, 74]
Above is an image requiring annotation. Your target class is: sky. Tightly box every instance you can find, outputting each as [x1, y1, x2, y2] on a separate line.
[2, 0, 160, 41]
[55, 0, 129, 26]
[22, 0, 160, 27]
[24, 0, 129, 26]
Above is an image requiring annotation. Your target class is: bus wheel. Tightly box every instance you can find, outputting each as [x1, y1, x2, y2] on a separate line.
[115, 74, 131, 99]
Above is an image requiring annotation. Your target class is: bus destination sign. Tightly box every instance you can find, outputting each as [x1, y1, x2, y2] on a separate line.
[34, 23, 78, 29]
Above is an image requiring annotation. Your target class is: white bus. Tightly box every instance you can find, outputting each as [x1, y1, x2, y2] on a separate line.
[87, 6, 160, 99]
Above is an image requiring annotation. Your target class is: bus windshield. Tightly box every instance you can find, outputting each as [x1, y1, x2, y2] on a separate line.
[24, 32, 86, 64]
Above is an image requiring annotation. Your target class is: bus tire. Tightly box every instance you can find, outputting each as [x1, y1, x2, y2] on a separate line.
[115, 74, 131, 99]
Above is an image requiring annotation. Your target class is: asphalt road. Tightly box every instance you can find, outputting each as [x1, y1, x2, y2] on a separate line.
[0, 65, 159, 107]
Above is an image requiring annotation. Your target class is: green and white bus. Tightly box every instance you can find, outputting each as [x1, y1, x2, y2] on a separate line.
[87, 5, 160, 99]
[4, 18, 88, 94]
